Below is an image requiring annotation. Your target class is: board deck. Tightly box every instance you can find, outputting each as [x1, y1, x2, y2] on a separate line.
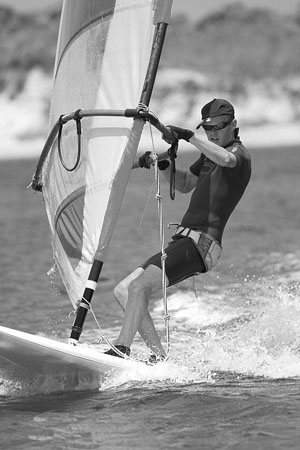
[0, 325, 145, 376]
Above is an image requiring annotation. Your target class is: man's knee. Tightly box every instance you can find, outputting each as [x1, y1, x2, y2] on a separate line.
[128, 265, 162, 298]
[113, 267, 145, 308]
[128, 276, 147, 297]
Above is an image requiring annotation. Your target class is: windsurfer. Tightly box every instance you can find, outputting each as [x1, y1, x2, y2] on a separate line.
[106, 98, 251, 361]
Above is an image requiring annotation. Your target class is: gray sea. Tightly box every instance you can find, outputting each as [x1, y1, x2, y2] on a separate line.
[1, 145, 300, 449]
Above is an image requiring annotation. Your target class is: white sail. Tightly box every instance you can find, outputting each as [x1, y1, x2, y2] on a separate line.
[40, 0, 172, 307]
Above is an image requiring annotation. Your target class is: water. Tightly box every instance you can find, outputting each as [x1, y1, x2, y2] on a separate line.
[0, 146, 300, 449]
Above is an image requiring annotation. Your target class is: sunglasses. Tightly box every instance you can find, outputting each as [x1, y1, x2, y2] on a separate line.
[202, 120, 232, 131]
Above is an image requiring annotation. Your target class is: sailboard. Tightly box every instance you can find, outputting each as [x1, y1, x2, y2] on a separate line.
[0, 0, 175, 377]
[0, 326, 144, 376]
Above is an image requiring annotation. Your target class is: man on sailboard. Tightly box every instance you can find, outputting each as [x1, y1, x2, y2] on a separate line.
[106, 98, 251, 361]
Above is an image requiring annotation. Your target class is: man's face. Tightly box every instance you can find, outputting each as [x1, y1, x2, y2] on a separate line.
[203, 116, 236, 148]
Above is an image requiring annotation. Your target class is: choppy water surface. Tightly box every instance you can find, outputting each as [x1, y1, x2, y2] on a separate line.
[0, 146, 300, 449]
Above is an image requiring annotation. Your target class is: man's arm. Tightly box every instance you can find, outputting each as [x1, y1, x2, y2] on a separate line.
[189, 134, 237, 168]
[134, 150, 197, 193]
[164, 125, 237, 168]
[159, 165, 197, 193]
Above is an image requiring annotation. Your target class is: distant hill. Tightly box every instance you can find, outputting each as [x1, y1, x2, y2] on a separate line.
[162, 3, 300, 80]
[1, 3, 300, 96]
[0, 6, 60, 94]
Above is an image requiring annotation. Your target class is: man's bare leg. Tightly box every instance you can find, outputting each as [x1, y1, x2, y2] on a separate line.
[114, 265, 166, 357]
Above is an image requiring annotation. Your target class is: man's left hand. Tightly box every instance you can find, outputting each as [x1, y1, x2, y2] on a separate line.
[139, 151, 154, 169]
[167, 125, 194, 142]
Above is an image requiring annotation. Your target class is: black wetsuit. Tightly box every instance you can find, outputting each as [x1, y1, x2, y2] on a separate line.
[142, 137, 251, 285]
[181, 137, 251, 243]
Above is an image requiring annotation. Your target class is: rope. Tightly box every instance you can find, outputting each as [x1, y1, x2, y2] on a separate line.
[79, 296, 130, 359]
[149, 122, 171, 358]
[135, 108, 171, 355]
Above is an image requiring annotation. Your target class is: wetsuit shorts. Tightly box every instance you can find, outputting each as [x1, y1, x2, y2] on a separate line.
[140, 236, 206, 287]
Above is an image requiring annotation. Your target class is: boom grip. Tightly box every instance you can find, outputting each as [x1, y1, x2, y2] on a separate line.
[146, 112, 177, 144]
[124, 108, 177, 144]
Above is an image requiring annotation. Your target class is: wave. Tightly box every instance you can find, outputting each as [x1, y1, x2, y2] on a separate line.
[1, 252, 299, 397]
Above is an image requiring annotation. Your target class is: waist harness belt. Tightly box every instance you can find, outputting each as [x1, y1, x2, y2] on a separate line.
[173, 226, 222, 271]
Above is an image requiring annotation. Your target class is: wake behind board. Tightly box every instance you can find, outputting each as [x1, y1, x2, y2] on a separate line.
[0, 326, 144, 376]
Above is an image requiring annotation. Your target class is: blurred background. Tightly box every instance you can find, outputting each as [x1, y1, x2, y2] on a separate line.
[0, 0, 299, 158]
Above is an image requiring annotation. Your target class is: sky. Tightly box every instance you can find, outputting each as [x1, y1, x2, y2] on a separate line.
[0, 0, 299, 19]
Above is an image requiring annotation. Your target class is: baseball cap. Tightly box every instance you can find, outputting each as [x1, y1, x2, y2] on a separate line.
[196, 98, 235, 129]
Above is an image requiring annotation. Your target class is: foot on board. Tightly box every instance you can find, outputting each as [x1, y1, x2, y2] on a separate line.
[105, 345, 131, 358]
[147, 354, 166, 365]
